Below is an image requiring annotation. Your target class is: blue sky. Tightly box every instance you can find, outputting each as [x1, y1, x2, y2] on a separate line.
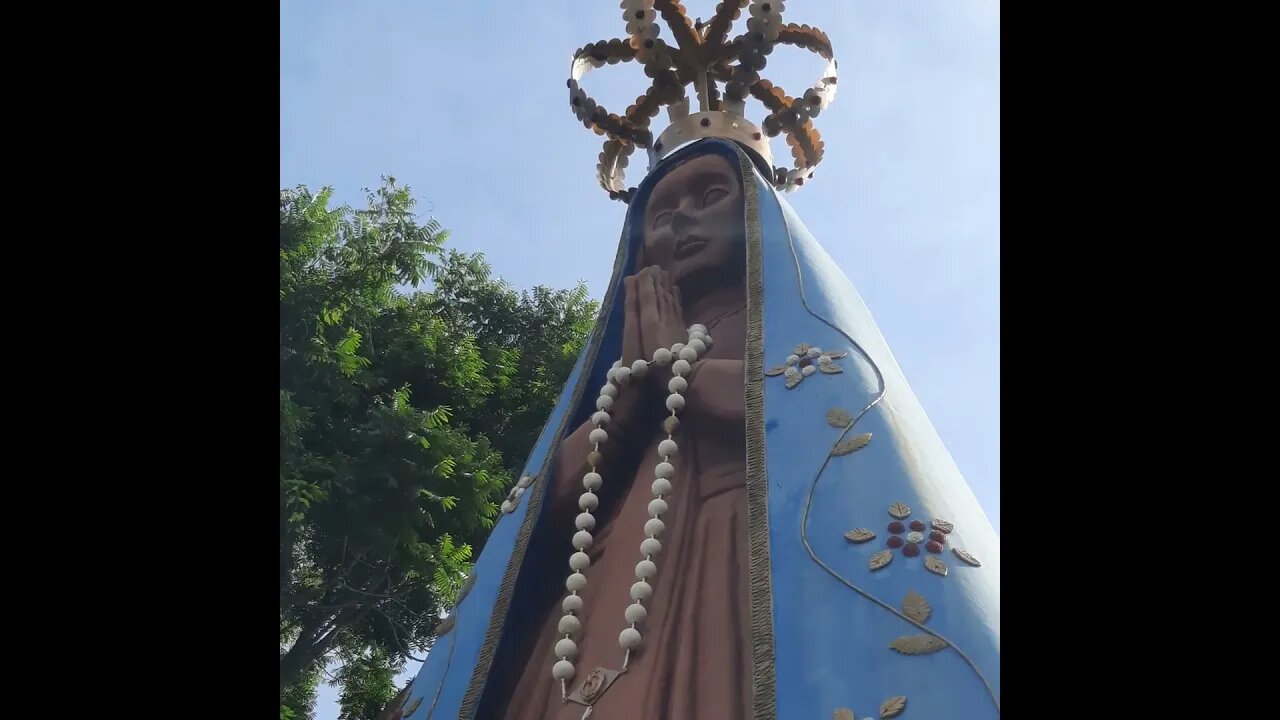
[281, 2, 998, 717]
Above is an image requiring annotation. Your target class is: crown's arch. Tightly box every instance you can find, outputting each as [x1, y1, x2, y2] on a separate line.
[569, 1, 838, 200]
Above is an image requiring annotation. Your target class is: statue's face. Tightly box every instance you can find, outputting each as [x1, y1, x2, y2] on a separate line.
[641, 153, 743, 285]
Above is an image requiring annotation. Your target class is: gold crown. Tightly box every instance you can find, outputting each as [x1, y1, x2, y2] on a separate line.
[567, 1, 838, 202]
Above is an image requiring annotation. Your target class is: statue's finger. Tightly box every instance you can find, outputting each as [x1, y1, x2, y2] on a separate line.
[637, 270, 660, 321]
[624, 275, 637, 315]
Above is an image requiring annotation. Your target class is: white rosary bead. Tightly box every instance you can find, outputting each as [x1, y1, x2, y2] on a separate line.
[652, 347, 672, 365]
[645, 518, 666, 537]
[654, 461, 674, 478]
[614, 366, 632, 385]
[591, 410, 611, 426]
[596, 395, 614, 411]
[630, 580, 653, 601]
[559, 614, 582, 634]
[606, 366, 617, 383]
[668, 376, 687, 393]
[573, 530, 594, 549]
[566, 572, 587, 592]
[652, 478, 673, 496]
[625, 602, 648, 623]
[630, 359, 649, 377]
[689, 330, 707, 343]
[665, 393, 685, 412]
[619, 627, 642, 650]
[589, 428, 608, 444]
[671, 342, 685, 355]
[579, 492, 599, 511]
[600, 383, 618, 398]
[570, 551, 591, 571]
[635, 559, 657, 578]
[678, 345, 699, 363]
[688, 323, 708, 335]
[658, 439, 678, 457]
[686, 338, 707, 356]
[672, 359, 691, 376]
[575, 512, 596, 531]
[641, 538, 662, 556]
[648, 498, 668, 517]
[563, 595, 584, 613]
[553, 659, 576, 681]
[582, 472, 602, 491]
[556, 638, 578, 660]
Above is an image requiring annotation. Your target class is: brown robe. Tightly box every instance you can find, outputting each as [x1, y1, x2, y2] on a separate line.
[499, 304, 749, 720]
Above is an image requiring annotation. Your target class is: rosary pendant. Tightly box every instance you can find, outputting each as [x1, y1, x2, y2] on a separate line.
[566, 666, 622, 708]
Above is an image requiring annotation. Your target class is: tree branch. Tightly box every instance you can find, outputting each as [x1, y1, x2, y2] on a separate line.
[281, 606, 367, 689]
[371, 605, 428, 663]
[339, 582, 396, 600]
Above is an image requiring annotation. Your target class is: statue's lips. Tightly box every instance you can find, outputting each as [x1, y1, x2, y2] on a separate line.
[674, 236, 709, 260]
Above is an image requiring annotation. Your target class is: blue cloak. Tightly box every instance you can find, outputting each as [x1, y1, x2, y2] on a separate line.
[398, 139, 999, 720]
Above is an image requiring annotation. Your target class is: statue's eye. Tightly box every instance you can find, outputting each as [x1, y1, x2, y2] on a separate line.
[703, 187, 728, 206]
[653, 212, 672, 228]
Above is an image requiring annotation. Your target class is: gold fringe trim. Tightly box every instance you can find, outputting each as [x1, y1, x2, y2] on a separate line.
[738, 146, 777, 720]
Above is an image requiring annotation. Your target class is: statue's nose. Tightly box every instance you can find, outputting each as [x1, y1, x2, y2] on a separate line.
[671, 211, 695, 236]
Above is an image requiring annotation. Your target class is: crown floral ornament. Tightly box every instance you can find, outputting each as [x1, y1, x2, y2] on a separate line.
[567, 1, 839, 201]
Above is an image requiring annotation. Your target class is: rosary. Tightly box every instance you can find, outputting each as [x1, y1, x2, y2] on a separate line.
[550, 322, 713, 711]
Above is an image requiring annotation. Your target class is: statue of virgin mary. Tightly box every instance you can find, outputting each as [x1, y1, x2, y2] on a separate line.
[390, 4, 998, 720]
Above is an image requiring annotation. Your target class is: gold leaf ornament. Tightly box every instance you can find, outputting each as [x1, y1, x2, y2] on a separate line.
[834, 710, 856, 720]
[901, 591, 931, 624]
[833, 433, 872, 456]
[889, 634, 949, 655]
[880, 696, 907, 719]
[819, 363, 844, 374]
[844, 528, 877, 543]
[888, 501, 911, 519]
[924, 555, 948, 576]
[826, 408, 853, 427]
[764, 366, 786, 377]
[953, 547, 982, 567]
[869, 549, 893, 571]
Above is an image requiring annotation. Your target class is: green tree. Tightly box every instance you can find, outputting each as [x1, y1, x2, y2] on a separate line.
[280, 178, 598, 718]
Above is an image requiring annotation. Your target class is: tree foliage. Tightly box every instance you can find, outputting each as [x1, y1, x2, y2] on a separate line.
[280, 177, 597, 718]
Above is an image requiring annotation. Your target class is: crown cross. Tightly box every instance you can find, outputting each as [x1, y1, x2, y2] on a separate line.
[567, 1, 838, 202]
